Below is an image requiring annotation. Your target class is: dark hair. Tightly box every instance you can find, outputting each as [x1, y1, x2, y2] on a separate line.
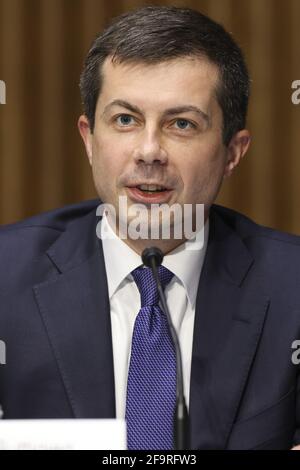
[79, 5, 250, 146]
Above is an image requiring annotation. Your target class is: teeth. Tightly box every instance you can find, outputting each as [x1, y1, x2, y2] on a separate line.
[138, 184, 165, 191]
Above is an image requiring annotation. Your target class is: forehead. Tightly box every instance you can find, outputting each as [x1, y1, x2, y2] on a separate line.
[98, 55, 220, 111]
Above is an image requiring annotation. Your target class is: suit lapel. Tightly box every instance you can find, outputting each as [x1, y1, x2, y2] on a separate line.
[33, 207, 116, 418]
[189, 208, 270, 449]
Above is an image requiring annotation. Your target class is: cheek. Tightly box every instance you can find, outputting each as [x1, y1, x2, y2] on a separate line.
[179, 145, 226, 199]
[92, 137, 124, 179]
[90, 136, 126, 203]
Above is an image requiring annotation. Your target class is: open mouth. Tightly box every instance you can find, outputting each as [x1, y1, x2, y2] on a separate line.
[125, 184, 173, 203]
[134, 184, 168, 193]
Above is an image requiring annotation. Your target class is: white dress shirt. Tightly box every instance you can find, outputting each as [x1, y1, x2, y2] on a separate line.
[99, 212, 209, 419]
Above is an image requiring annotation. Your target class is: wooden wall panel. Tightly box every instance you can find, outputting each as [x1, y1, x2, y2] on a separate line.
[0, 0, 299, 234]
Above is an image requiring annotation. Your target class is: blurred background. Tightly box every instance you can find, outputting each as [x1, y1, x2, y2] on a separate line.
[0, 0, 300, 232]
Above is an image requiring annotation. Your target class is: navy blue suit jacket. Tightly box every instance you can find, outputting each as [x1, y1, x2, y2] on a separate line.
[1, 199, 300, 449]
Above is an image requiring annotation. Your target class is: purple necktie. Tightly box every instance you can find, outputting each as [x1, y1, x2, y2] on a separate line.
[125, 265, 176, 450]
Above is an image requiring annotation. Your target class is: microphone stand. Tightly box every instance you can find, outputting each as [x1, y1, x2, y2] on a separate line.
[142, 247, 190, 450]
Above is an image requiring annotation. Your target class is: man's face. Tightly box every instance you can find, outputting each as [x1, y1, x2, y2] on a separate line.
[79, 55, 249, 250]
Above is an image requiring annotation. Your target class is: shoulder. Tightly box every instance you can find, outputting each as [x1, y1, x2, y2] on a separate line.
[211, 204, 300, 270]
[0, 199, 100, 260]
[1, 199, 100, 233]
[212, 204, 300, 248]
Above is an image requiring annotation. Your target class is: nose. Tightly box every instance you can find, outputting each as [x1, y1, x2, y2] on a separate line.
[133, 127, 168, 165]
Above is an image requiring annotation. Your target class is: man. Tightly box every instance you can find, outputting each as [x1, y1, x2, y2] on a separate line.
[0, 6, 300, 450]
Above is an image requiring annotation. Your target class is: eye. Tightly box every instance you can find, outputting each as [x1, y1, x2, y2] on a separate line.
[115, 114, 135, 126]
[173, 119, 196, 130]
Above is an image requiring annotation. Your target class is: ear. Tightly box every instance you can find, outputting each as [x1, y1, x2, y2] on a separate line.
[78, 114, 93, 166]
[223, 129, 251, 178]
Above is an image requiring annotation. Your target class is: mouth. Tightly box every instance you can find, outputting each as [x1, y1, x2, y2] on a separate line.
[125, 184, 174, 204]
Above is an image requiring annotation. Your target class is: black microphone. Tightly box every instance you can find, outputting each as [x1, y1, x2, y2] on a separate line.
[142, 247, 189, 450]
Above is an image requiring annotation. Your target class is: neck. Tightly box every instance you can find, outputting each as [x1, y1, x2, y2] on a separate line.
[119, 235, 189, 256]
[104, 210, 210, 256]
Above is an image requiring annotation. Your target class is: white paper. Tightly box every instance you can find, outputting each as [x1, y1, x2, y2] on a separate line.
[0, 419, 126, 450]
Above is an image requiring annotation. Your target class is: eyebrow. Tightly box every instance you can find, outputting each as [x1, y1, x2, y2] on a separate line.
[102, 99, 210, 124]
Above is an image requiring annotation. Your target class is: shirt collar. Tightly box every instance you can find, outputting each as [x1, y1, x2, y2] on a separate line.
[100, 213, 209, 308]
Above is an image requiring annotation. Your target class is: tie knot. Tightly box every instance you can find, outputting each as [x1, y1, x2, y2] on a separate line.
[131, 265, 174, 307]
